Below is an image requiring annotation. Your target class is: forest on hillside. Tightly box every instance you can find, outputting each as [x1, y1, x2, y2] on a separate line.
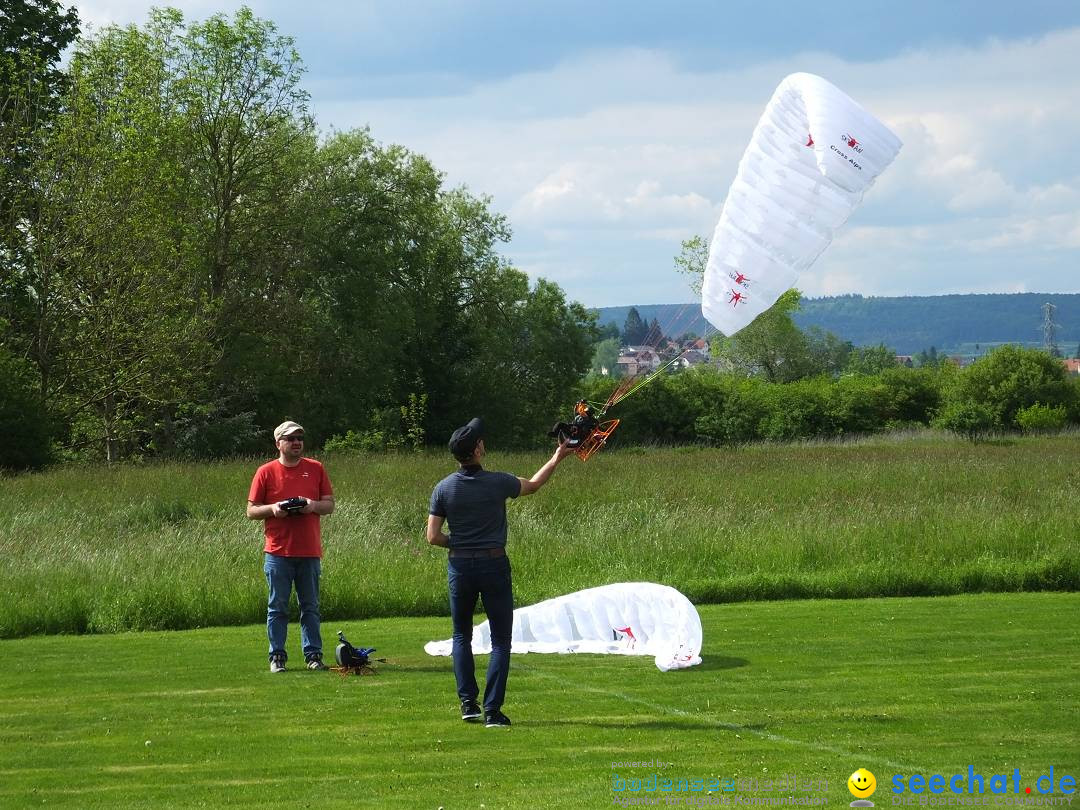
[596, 293, 1080, 356]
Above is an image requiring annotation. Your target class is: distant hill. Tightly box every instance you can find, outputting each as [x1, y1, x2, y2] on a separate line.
[593, 293, 1080, 356]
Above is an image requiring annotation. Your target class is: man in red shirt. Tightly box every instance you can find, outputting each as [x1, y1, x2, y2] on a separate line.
[247, 420, 335, 673]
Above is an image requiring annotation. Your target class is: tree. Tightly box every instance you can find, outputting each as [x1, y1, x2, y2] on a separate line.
[710, 290, 852, 382]
[26, 16, 214, 460]
[644, 317, 664, 347]
[673, 234, 707, 296]
[302, 127, 595, 448]
[622, 307, 648, 345]
[944, 345, 1075, 430]
[0, 0, 80, 373]
[177, 8, 313, 305]
[590, 336, 621, 377]
[596, 322, 620, 341]
[2, 8, 324, 460]
[915, 346, 942, 368]
[1, 0, 80, 235]
[805, 326, 853, 376]
[473, 276, 595, 445]
[846, 344, 898, 375]
[170, 8, 318, 452]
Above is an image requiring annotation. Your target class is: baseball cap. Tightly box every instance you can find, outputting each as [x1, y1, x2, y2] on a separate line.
[448, 417, 484, 459]
[273, 420, 305, 441]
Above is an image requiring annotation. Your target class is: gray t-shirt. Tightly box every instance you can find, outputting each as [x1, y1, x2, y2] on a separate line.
[429, 465, 522, 550]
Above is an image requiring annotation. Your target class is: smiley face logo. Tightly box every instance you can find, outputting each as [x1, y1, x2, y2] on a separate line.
[848, 768, 877, 798]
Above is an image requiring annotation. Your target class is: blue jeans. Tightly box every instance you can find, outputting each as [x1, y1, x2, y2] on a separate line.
[448, 554, 514, 711]
[264, 553, 322, 662]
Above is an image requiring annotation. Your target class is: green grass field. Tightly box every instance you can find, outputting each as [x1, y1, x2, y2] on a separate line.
[1, 433, 1078, 638]
[1, 593, 1077, 808]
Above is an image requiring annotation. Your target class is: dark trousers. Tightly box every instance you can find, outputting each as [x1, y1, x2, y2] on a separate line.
[448, 555, 513, 711]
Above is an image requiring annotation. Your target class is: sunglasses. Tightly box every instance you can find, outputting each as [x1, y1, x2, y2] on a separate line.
[281, 434, 304, 442]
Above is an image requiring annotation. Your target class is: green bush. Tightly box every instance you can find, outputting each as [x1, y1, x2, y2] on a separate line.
[947, 345, 1074, 429]
[877, 366, 943, 424]
[756, 378, 831, 441]
[1015, 403, 1067, 434]
[933, 400, 998, 442]
[324, 428, 391, 454]
[694, 376, 767, 444]
[1067, 377, 1080, 425]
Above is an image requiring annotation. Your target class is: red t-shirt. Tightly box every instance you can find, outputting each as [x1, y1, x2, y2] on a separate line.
[248, 458, 333, 557]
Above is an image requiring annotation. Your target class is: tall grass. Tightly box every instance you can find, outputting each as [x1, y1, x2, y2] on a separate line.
[2, 432, 1077, 637]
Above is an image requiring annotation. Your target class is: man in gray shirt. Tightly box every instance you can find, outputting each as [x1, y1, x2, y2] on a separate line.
[427, 417, 573, 727]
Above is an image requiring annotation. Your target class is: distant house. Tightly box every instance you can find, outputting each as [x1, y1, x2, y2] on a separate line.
[617, 347, 662, 377]
[1064, 358, 1080, 376]
[895, 355, 914, 368]
[675, 352, 708, 369]
[615, 355, 639, 377]
[684, 338, 709, 358]
[947, 355, 977, 368]
[660, 339, 682, 353]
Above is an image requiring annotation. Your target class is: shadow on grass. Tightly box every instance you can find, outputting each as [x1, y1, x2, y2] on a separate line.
[692, 656, 749, 671]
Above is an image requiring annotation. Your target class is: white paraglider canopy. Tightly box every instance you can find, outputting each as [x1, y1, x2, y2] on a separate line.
[424, 582, 702, 672]
[702, 72, 902, 336]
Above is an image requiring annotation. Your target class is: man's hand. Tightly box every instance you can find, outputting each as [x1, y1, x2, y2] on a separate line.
[553, 438, 575, 461]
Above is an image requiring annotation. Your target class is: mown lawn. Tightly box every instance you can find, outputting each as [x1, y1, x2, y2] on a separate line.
[1, 593, 1077, 808]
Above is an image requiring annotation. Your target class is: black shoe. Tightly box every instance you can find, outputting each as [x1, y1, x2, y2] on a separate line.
[485, 709, 511, 728]
[460, 700, 482, 721]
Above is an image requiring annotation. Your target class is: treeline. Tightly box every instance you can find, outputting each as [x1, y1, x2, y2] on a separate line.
[1, 5, 595, 470]
[796, 294, 1080, 356]
[582, 342, 1080, 446]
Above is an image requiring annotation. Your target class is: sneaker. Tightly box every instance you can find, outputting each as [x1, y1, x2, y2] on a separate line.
[485, 710, 511, 728]
[306, 655, 329, 671]
[460, 700, 482, 721]
[269, 655, 287, 674]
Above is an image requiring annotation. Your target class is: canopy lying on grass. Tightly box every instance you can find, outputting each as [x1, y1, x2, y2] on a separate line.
[702, 72, 902, 336]
[425, 582, 702, 671]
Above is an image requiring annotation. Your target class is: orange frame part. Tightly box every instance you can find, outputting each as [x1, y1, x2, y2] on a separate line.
[574, 419, 620, 461]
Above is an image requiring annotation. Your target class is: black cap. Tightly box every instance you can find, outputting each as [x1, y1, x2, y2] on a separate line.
[448, 417, 484, 459]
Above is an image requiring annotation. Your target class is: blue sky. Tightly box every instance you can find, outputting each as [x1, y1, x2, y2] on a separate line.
[74, 1, 1080, 308]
